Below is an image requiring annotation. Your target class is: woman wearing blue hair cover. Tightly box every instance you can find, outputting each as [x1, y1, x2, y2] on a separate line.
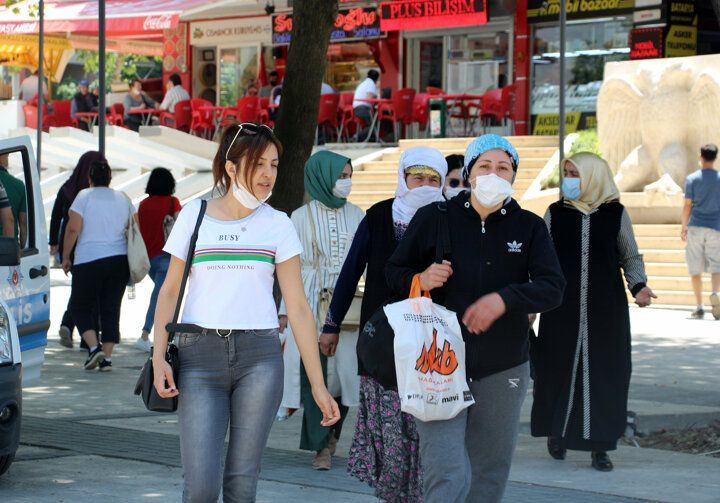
[386, 134, 566, 503]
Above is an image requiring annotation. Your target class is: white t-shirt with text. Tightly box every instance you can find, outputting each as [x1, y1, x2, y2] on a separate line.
[163, 199, 303, 330]
[70, 187, 131, 265]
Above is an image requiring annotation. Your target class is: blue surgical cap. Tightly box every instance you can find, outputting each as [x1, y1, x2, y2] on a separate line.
[462, 134, 520, 180]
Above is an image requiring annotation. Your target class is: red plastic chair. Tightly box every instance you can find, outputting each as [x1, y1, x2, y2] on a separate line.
[426, 86, 444, 96]
[257, 97, 271, 126]
[338, 92, 359, 142]
[316, 93, 340, 144]
[108, 103, 125, 127]
[51, 100, 77, 127]
[501, 85, 516, 132]
[222, 96, 260, 123]
[378, 88, 416, 141]
[479, 89, 504, 130]
[190, 98, 215, 139]
[160, 99, 192, 133]
[22, 105, 47, 131]
[412, 93, 430, 137]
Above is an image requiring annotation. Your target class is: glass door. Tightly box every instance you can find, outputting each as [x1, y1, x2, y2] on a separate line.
[218, 45, 259, 106]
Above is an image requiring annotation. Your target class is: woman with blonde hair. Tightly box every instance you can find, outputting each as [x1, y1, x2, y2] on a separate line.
[531, 152, 656, 472]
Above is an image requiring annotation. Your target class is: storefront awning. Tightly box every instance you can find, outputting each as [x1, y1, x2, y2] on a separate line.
[0, 34, 72, 81]
[0, 0, 211, 35]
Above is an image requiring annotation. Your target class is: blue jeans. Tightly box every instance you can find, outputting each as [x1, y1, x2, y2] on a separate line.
[143, 253, 171, 333]
[177, 329, 283, 502]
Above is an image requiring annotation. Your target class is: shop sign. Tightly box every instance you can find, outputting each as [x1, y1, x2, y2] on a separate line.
[630, 27, 663, 59]
[272, 7, 382, 44]
[665, 25, 696, 57]
[633, 8, 662, 24]
[527, 0, 635, 22]
[531, 112, 596, 136]
[379, 0, 487, 31]
[190, 17, 272, 46]
[668, 0, 695, 26]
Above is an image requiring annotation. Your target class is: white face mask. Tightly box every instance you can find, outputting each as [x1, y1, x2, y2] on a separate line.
[472, 174, 513, 208]
[332, 178, 352, 198]
[233, 180, 271, 209]
[132, 88, 141, 96]
[403, 185, 442, 210]
[444, 186, 466, 199]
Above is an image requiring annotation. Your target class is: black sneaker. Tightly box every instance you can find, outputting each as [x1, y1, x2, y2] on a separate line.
[98, 359, 112, 372]
[84, 347, 105, 370]
[690, 308, 705, 320]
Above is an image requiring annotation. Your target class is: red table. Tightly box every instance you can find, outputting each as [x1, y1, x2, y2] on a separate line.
[435, 94, 483, 136]
[74, 111, 98, 128]
[128, 108, 162, 126]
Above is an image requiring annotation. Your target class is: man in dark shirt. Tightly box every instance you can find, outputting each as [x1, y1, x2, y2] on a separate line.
[71, 80, 97, 131]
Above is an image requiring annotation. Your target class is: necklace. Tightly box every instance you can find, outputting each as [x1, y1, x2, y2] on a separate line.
[240, 204, 264, 232]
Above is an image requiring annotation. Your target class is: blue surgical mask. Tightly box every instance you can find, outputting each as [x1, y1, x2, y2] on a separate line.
[562, 177, 582, 200]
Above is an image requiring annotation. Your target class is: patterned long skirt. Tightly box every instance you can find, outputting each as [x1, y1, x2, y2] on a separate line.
[347, 376, 423, 502]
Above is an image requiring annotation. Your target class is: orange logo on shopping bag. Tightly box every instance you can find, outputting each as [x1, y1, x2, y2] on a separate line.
[415, 328, 458, 375]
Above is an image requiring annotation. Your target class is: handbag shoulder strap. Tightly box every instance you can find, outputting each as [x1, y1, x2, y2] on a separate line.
[434, 201, 452, 264]
[169, 199, 207, 341]
[168, 196, 175, 218]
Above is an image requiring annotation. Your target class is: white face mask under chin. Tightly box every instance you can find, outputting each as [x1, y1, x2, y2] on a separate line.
[472, 174, 513, 208]
[332, 178, 352, 198]
[233, 181, 271, 209]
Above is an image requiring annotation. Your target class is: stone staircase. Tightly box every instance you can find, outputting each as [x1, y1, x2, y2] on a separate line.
[348, 136, 558, 211]
[633, 224, 700, 307]
[348, 136, 699, 308]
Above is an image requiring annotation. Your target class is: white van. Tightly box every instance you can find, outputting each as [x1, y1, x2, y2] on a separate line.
[0, 136, 51, 475]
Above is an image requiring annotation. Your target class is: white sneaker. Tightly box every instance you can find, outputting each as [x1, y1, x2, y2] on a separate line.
[134, 337, 152, 353]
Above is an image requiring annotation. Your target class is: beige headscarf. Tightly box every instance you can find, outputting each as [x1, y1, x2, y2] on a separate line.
[564, 152, 620, 215]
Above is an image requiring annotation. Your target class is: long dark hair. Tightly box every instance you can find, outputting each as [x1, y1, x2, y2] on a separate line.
[212, 122, 283, 196]
[61, 151, 106, 202]
[145, 167, 175, 196]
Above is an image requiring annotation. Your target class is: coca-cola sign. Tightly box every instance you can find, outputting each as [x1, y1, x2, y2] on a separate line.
[143, 14, 175, 31]
[272, 7, 383, 45]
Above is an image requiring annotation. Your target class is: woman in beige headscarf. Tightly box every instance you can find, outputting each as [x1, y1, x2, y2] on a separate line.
[531, 152, 656, 472]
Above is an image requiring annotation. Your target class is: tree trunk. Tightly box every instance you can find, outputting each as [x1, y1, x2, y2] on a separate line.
[269, 0, 337, 215]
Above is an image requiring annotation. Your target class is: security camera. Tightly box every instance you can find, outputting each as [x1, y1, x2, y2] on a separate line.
[264, 2, 275, 15]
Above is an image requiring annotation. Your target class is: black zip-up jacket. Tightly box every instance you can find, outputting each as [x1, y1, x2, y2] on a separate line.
[385, 193, 566, 379]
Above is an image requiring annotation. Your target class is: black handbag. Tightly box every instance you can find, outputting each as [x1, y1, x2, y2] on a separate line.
[134, 200, 207, 412]
[356, 202, 451, 389]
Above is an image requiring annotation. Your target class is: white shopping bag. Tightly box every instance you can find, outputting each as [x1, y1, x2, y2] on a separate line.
[387, 276, 474, 422]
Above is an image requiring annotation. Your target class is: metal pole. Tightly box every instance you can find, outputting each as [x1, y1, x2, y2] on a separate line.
[98, 0, 106, 155]
[558, 0, 566, 190]
[37, 0, 44, 174]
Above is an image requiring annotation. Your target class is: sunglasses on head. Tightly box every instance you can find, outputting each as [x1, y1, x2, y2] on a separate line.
[448, 178, 470, 188]
[225, 123, 275, 161]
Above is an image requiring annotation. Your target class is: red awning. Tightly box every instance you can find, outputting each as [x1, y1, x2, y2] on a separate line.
[0, 0, 209, 35]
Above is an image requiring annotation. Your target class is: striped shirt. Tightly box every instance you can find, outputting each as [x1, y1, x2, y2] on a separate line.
[159, 85, 190, 112]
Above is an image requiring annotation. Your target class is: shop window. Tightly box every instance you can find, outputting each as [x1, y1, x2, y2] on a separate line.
[531, 18, 632, 120]
[218, 46, 259, 107]
[324, 43, 378, 94]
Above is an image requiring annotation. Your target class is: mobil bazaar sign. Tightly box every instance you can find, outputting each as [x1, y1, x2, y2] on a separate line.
[272, 7, 382, 44]
[379, 0, 487, 31]
[527, 0, 634, 22]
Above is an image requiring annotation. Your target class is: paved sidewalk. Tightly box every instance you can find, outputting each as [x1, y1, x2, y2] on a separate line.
[0, 271, 718, 502]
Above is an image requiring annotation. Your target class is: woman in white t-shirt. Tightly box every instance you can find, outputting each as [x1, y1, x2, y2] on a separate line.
[62, 160, 132, 372]
[153, 122, 341, 501]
